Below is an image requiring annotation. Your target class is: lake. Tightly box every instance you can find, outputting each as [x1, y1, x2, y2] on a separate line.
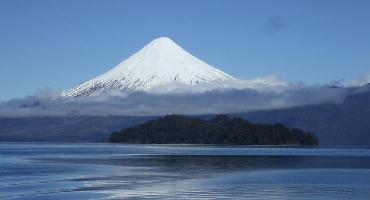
[0, 143, 369, 199]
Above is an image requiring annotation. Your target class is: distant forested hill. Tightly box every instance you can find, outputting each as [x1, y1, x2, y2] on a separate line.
[108, 115, 318, 145]
[243, 87, 370, 146]
[0, 116, 154, 142]
[1, 86, 370, 146]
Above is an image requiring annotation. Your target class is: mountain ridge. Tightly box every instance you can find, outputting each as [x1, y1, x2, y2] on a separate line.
[1, 87, 370, 145]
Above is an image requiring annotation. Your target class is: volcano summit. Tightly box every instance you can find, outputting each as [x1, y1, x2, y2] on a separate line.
[61, 37, 236, 99]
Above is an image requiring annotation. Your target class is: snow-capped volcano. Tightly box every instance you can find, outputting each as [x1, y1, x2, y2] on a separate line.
[61, 37, 236, 99]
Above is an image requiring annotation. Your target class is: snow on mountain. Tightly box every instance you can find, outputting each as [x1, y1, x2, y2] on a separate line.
[61, 37, 236, 99]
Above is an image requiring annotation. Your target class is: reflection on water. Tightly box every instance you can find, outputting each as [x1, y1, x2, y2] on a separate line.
[0, 143, 370, 199]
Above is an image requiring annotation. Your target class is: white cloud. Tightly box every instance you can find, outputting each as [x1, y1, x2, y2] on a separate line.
[348, 73, 370, 87]
[0, 76, 350, 117]
[327, 73, 370, 87]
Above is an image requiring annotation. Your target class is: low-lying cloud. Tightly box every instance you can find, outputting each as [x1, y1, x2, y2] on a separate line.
[0, 76, 352, 118]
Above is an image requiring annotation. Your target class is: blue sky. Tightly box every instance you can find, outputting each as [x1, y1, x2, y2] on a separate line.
[1, 0, 370, 101]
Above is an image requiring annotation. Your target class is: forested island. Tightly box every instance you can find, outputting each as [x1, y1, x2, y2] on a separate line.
[108, 115, 318, 146]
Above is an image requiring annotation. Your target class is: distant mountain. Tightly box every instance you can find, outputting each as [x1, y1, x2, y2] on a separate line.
[61, 37, 235, 99]
[242, 85, 370, 146]
[0, 116, 154, 142]
[1, 87, 370, 145]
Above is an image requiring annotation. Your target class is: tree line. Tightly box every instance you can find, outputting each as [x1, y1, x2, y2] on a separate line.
[108, 114, 318, 145]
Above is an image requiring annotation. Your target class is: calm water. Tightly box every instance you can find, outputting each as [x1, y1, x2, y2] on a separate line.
[0, 143, 370, 199]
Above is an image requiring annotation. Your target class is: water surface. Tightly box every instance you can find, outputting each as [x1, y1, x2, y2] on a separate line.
[0, 143, 369, 199]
